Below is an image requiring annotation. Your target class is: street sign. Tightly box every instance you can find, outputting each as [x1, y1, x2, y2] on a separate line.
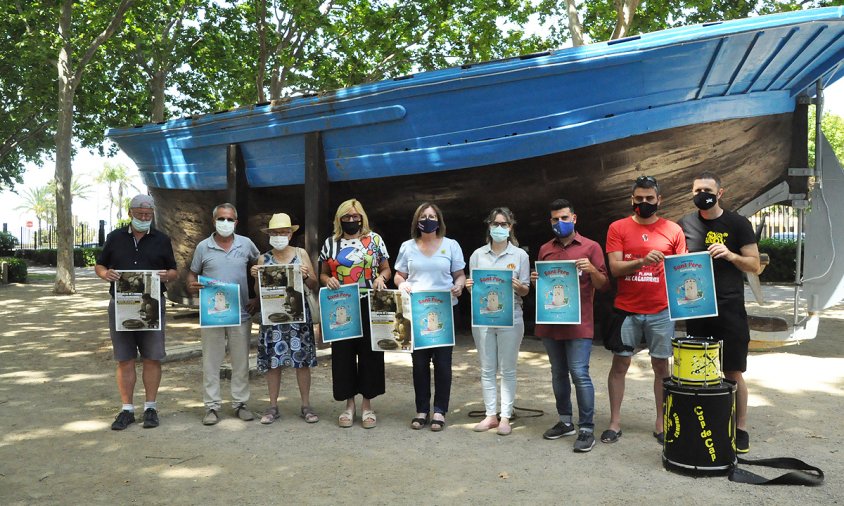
[26, 221, 33, 228]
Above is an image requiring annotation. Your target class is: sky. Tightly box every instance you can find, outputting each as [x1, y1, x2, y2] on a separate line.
[3, 80, 844, 241]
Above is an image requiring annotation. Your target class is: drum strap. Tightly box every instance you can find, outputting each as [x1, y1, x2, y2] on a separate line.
[728, 456, 824, 486]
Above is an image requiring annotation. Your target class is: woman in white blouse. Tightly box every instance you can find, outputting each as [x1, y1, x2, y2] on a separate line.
[465, 207, 530, 436]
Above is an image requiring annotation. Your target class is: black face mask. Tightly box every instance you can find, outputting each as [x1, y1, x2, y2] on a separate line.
[633, 201, 659, 219]
[341, 221, 362, 235]
[417, 218, 440, 234]
[694, 192, 718, 210]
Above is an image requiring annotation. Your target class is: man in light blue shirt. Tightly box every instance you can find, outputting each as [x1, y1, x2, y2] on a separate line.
[187, 203, 260, 425]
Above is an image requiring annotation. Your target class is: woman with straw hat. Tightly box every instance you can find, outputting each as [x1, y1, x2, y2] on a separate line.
[250, 213, 320, 424]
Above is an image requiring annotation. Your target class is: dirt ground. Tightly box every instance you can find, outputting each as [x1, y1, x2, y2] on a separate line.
[0, 269, 841, 505]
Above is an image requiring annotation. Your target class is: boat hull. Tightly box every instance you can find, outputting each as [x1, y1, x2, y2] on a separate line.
[156, 113, 793, 306]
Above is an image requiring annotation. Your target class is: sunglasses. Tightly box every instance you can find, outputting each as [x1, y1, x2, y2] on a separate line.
[636, 175, 657, 184]
[216, 217, 236, 222]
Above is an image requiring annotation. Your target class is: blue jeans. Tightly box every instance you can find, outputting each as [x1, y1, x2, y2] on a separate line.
[542, 338, 595, 430]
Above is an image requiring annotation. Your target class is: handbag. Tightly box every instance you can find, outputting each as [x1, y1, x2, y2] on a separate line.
[296, 248, 321, 324]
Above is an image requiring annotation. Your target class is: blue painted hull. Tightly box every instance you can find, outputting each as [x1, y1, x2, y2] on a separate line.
[109, 7, 844, 193]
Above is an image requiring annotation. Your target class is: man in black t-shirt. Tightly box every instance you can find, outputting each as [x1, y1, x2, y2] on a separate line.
[678, 172, 760, 454]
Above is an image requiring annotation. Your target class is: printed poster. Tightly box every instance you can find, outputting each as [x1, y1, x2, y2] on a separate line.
[535, 260, 581, 325]
[114, 270, 161, 331]
[410, 290, 455, 350]
[319, 284, 363, 342]
[368, 289, 413, 353]
[471, 269, 514, 328]
[258, 264, 306, 325]
[198, 275, 242, 328]
[664, 252, 718, 321]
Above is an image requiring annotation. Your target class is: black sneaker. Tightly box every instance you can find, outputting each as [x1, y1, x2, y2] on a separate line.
[573, 430, 596, 453]
[111, 410, 135, 431]
[735, 428, 750, 454]
[143, 408, 159, 428]
[543, 421, 577, 440]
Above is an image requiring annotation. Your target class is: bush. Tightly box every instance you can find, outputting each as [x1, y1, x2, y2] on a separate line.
[0, 256, 27, 282]
[14, 247, 102, 267]
[0, 231, 17, 256]
[758, 238, 803, 283]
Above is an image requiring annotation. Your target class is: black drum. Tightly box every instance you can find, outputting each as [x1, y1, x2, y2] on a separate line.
[663, 379, 737, 476]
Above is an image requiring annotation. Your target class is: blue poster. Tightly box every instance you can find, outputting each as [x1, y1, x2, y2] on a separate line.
[664, 252, 718, 321]
[319, 284, 363, 342]
[471, 269, 514, 328]
[535, 261, 581, 325]
[198, 276, 242, 328]
[410, 290, 455, 350]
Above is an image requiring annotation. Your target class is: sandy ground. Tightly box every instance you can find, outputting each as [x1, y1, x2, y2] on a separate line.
[0, 269, 842, 505]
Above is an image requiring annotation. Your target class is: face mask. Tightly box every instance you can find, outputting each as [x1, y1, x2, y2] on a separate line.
[341, 220, 362, 235]
[694, 192, 718, 210]
[633, 202, 659, 219]
[131, 217, 151, 232]
[552, 220, 575, 238]
[489, 227, 510, 243]
[269, 236, 289, 250]
[418, 218, 439, 234]
[215, 220, 235, 237]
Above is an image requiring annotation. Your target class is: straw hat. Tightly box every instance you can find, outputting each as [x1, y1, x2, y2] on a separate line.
[261, 213, 299, 233]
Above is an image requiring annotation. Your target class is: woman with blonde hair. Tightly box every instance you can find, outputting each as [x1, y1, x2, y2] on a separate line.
[465, 207, 530, 435]
[319, 199, 391, 429]
[394, 202, 466, 431]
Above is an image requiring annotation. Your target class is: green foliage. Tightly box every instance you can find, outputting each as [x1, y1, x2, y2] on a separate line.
[0, 231, 18, 255]
[758, 238, 802, 283]
[15, 247, 102, 267]
[808, 108, 844, 167]
[0, 257, 28, 283]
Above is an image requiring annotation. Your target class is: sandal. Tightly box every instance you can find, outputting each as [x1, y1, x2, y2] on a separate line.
[260, 406, 280, 425]
[301, 406, 319, 424]
[430, 415, 446, 432]
[361, 410, 377, 429]
[600, 428, 623, 443]
[411, 415, 428, 430]
[338, 409, 354, 428]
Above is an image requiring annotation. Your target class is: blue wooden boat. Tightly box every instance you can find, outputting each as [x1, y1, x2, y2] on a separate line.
[108, 7, 844, 304]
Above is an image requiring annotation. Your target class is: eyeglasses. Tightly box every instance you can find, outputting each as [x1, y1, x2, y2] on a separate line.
[340, 215, 362, 222]
[268, 230, 292, 237]
[490, 222, 510, 228]
[216, 217, 236, 222]
[132, 211, 153, 219]
[420, 214, 438, 220]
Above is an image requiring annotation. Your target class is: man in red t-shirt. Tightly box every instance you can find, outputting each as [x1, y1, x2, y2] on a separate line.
[601, 176, 686, 445]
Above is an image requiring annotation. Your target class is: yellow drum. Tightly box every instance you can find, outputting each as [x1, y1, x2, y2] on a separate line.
[671, 338, 722, 386]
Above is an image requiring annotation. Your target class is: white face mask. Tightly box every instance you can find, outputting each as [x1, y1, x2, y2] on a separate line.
[269, 236, 289, 250]
[215, 220, 235, 237]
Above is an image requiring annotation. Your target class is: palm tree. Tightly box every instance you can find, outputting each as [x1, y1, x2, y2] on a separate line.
[96, 163, 138, 228]
[15, 185, 51, 247]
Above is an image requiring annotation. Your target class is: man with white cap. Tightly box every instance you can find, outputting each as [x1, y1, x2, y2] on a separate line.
[95, 194, 178, 430]
[187, 203, 260, 425]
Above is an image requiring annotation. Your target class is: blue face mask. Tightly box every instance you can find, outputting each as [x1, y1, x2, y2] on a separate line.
[131, 217, 152, 232]
[417, 218, 439, 234]
[489, 227, 510, 243]
[552, 220, 574, 238]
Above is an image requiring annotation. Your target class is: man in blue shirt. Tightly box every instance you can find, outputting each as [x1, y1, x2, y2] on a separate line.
[187, 203, 260, 425]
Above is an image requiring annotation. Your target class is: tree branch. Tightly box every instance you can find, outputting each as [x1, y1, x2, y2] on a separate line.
[71, 0, 135, 90]
[565, 0, 585, 46]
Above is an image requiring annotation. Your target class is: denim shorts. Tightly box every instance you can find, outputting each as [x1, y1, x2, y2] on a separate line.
[617, 308, 674, 359]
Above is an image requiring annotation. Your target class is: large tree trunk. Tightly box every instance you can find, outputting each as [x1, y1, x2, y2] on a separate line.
[150, 69, 167, 123]
[55, 0, 76, 295]
[565, 0, 585, 46]
[611, 0, 640, 40]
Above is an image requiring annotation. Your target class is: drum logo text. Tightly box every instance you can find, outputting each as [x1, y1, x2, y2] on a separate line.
[694, 405, 717, 462]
